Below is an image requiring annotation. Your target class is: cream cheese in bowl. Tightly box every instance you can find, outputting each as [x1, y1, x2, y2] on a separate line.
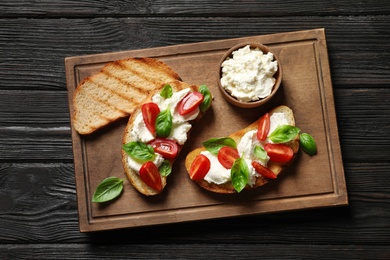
[221, 45, 278, 102]
[218, 42, 282, 108]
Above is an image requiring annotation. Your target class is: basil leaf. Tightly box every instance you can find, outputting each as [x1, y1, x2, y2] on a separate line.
[202, 137, 237, 155]
[253, 145, 267, 160]
[160, 84, 173, 99]
[300, 133, 317, 156]
[122, 141, 155, 162]
[230, 158, 249, 193]
[199, 84, 212, 112]
[159, 160, 172, 177]
[155, 106, 172, 138]
[92, 176, 124, 203]
[269, 125, 301, 143]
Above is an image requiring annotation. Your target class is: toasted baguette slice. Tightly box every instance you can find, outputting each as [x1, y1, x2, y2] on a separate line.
[122, 80, 209, 196]
[185, 105, 299, 194]
[72, 57, 181, 135]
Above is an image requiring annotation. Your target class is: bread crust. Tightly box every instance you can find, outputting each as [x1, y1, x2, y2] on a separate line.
[185, 105, 300, 194]
[72, 57, 182, 135]
[122, 80, 206, 196]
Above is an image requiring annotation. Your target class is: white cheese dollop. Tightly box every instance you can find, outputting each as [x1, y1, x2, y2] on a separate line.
[220, 45, 278, 102]
[267, 112, 289, 143]
[202, 150, 231, 185]
[130, 113, 155, 143]
[127, 153, 164, 173]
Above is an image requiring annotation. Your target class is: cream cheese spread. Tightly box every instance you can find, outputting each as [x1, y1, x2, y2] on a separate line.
[203, 112, 288, 185]
[220, 45, 278, 102]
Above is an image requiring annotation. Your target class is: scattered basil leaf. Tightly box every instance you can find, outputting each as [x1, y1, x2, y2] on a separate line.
[159, 160, 172, 177]
[122, 141, 155, 162]
[92, 176, 124, 203]
[202, 137, 237, 155]
[269, 125, 301, 143]
[230, 158, 249, 193]
[300, 133, 317, 156]
[199, 84, 212, 112]
[254, 145, 267, 160]
[155, 106, 173, 138]
[160, 84, 173, 99]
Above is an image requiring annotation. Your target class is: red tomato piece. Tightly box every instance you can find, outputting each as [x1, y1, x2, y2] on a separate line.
[142, 102, 160, 135]
[252, 161, 277, 179]
[190, 154, 211, 180]
[149, 138, 178, 159]
[139, 161, 162, 192]
[218, 146, 240, 169]
[257, 113, 270, 141]
[178, 92, 204, 115]
[264, 143, 293, 163]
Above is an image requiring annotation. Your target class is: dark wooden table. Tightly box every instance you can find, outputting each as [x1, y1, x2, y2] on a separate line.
[1, 1, 389, 259]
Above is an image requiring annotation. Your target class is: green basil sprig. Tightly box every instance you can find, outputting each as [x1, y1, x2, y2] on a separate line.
[92, 176, 124, 203]
[159, 160, 172, 177]
[202, 137, 237, 155]
[156, 106, 173, 138]
[253, 145, 267, 160]
[300, 133, 317, 156]
[122, 141, 155, 162]
[231, 158, 249, 193]
[160, 84, 173, 99]
[268, 125, 300, 143]
[199, 84, 212, 112]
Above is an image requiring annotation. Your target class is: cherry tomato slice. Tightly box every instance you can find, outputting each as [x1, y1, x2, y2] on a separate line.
[139, 161, 162, 192]
[218, 146, 240, 169]
[178, 92, 204, 115]
[190, 154, 211, 180]
[149, 138, 178, 159]
[264, 143, 293, 163]
[142, 102, 160, 135]
[257, 113, 270, 141]
[252, 161, 277, 179]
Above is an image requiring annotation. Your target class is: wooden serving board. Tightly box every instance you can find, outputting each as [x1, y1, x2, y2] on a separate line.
[65, 28, 348, 232]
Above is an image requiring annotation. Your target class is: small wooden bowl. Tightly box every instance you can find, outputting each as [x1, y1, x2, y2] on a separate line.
[218, 42, 282, 108]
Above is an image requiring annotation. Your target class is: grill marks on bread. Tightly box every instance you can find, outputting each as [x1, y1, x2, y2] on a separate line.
[72, 58, 181, 135]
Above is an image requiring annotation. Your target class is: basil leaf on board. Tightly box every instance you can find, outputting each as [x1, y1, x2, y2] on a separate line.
[230, 158, 249, 193]
[160, 84, 173, 99]
[155, 106, 173, 138]
[202, 137, 237, 155]
[253, 145, 267, 160]
[159, 160, 172, 177]
[300, 133, 317, 156]
[269, 125, 301, 143]
[122, 141, 156, 162]
[199, 84, 212, 112]
[92, 176, 124, 203]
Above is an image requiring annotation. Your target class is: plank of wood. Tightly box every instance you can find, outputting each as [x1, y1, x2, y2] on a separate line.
[0, 1, 389, 17]
[0, 17, 389, 91]
[0, 163, 388, 243]
[0, 244, 389, 259]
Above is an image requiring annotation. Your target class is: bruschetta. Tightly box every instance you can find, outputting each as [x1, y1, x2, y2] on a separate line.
[185, 105, 300, 193]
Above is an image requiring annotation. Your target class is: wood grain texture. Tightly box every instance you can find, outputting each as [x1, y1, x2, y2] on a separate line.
[0, 0, 389, 258]
[0, 244, 389, 259]
[0, 16, 389, 91]
[0, 162, 388, 244]
[0, 0, 389, 17]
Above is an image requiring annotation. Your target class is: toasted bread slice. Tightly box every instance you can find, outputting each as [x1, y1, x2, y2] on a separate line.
[72, 58, 181, 135]
[185, 105, 299, 193]
[122, 80, 210, 196]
